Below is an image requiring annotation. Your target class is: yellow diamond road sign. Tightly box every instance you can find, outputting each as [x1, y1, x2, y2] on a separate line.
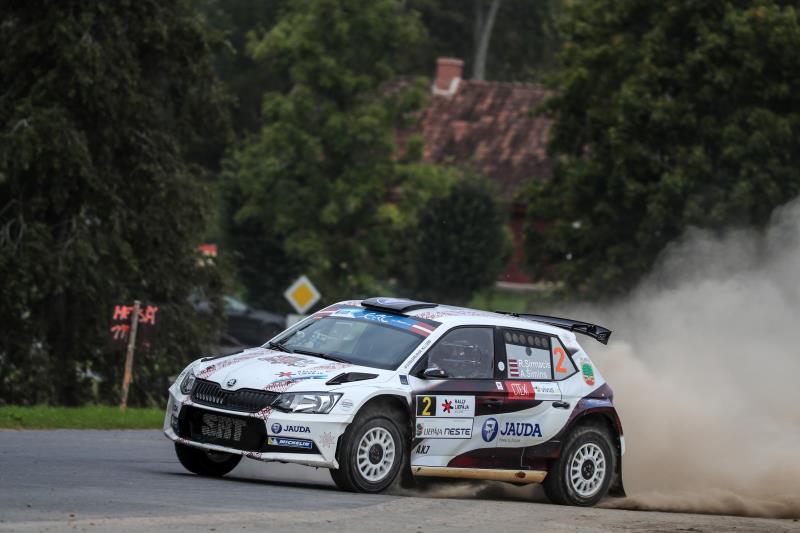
[284, 275, 321, 314]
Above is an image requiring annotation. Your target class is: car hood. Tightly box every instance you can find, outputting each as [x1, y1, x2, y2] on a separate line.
[191, 347, 393, 392]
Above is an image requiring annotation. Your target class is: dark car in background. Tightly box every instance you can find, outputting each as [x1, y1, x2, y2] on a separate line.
[190, 293, 285, 351]
[221, 296, 285, 348]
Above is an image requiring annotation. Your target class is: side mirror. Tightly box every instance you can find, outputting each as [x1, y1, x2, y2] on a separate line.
[422, 367, 448, 379]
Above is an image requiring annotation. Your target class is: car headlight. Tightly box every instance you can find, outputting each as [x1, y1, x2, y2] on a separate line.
[180, 372, 196, 395]
[273, 392, 342, 414]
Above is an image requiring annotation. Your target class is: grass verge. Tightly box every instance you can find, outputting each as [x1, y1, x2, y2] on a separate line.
[0, 405, 164, 429]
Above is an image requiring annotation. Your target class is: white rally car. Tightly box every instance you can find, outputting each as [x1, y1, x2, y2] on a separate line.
[164, 297, 625, 506]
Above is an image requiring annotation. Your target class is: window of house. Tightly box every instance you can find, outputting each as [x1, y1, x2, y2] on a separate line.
[426, 327, 494, 379]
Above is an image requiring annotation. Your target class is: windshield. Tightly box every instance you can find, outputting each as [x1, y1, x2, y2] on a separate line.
[276, 308, 433, 370]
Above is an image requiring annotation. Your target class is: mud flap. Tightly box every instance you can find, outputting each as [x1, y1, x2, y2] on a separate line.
[608, 457, 626, 498]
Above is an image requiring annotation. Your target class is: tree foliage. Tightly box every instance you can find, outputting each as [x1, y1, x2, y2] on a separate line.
[400, 172, 511, 304]
[0, 0, 229, 405]
[223, 0, 428, 308]
[526, 0, 800, 296]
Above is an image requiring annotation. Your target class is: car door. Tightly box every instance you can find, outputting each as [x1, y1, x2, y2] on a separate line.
[408, 326, 506, 469]
[491, 328, 575, 468]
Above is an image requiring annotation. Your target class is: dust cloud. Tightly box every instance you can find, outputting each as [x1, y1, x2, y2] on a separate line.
[400, 199, 800, 518]
[576, 197, 800, 518]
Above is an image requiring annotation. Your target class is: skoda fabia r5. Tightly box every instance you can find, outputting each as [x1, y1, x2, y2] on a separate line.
[164, 297, 625, 506]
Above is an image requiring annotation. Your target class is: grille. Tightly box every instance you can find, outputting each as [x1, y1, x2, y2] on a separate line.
[191, 379, 278, 412]
[180, 407, 265, 451]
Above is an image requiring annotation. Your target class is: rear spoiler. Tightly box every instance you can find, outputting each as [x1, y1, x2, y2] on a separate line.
[496, 312, 612, 345]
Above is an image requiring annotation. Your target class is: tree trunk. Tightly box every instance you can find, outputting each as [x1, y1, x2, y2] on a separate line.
[472, 0, 502, 81]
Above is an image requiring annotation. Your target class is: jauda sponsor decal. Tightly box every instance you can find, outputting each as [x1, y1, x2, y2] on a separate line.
[500, 421, 542, 438]
[415, 444, 430, 454]
[270, 422, 310, 434]
[483, 418, 543, 442]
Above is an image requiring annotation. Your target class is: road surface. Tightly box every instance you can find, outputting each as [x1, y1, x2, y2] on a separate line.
[0, 430, 797, 532]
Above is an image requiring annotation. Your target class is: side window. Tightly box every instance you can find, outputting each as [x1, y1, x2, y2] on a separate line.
[502, 330, 552, 380]
[552, 337, 577, 380]
[426, 327, 494, 379]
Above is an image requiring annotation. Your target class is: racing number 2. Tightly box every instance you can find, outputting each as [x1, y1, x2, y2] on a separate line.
[416, 395, 437, 417]
[554, 346, 567, 374]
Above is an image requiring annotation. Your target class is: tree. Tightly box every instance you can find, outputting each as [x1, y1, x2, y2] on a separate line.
[223, 0, 427, 308]
[0, 0, 229, 405]
[193, 0, 288, 138]
[525, 0, 800, 296]
[402, 172, 511, 304]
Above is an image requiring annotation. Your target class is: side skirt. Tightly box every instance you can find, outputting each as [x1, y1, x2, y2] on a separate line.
[411, 466, 547, 484]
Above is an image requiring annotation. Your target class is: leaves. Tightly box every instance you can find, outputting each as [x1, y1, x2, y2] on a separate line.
[223, 0, 428, 307]
[526, 0, 800, 297]
[0, 0, 228, 405]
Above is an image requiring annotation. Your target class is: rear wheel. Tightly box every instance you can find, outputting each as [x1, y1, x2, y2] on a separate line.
[175, 443, 242, 477]
[544, 423, 615, 506]
[330, 406, 406, 493]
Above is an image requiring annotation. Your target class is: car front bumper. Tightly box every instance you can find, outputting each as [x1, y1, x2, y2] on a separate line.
[164, 387, 350, 469]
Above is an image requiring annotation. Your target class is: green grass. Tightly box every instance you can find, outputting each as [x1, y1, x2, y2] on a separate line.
[0, 405, 164, 430]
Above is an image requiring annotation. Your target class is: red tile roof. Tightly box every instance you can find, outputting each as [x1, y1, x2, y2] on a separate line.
[409, 80, 554, 203]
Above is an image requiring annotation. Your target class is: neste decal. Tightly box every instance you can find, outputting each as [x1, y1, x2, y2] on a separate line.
[415, 418, 473, 439]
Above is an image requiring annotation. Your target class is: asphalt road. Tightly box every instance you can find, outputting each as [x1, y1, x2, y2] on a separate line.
[0, 430, 797, 533]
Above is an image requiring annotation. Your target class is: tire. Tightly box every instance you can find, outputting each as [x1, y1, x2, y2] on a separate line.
[543, 422, 616, 506]
[330, 405, 407, 493]
[175, 443, 242, 477]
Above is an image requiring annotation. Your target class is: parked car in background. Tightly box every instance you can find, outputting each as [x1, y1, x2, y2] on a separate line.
[221, 296, 285, 348]
[189, 292, 286, 350]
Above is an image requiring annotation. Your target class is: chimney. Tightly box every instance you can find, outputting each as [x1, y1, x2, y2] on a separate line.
[433, 57, 464, 97]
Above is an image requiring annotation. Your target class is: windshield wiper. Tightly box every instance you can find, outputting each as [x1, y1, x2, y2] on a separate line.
[267, 341, 291, 353]
[291, 348, 349, 363]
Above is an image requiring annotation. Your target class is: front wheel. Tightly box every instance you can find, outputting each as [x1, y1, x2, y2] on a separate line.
[330, 407, 406, 493]
[175, 443, 242, 477]
[543, 423, 616, 506]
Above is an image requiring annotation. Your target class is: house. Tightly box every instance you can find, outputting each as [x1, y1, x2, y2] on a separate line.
[408, 58, 554, 287]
